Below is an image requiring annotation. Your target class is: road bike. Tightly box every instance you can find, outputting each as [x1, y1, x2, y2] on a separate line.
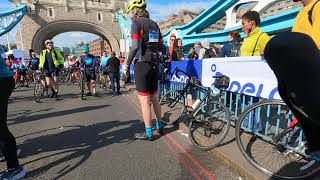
[33, 70, 49, 103]
[160, 68, 231, 150]
[235, 99, 320, 179]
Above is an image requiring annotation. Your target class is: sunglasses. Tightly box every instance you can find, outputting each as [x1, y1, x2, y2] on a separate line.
[170, 39, 175, 41]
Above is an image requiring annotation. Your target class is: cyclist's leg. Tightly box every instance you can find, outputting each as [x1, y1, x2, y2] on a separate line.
[150, 65, 162, 130]
[90, 70, 96, 95]
[53, 69, 60, 92]
[135, 62, 154, 139]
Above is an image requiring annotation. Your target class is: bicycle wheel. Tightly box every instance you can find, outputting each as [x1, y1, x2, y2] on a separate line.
[80, 71, 85, 100]
[235, 99, 320, 179]
[34, 81, 46, 103]
[159, 90, 186, 125]
[189, 101, 231, 151]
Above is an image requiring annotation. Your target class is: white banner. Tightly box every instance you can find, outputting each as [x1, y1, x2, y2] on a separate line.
[201, 56, 281, 100]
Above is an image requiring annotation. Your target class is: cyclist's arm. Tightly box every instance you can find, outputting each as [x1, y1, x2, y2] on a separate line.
[126, 19, 140, 67]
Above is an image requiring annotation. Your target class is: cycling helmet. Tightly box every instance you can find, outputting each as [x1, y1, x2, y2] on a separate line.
[126, 0, 146, 14]
[82, 45, 89, 53]
[44, 39, 54, 45]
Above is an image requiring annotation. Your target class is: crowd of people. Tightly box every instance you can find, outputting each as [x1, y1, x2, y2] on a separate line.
[0, 0, 319, 179]
[165, 10, 269, 62]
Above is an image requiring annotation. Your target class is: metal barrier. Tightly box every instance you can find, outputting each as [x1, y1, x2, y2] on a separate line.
[158, 82, 306, 156]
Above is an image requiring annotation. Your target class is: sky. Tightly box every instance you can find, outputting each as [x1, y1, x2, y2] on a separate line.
[0, 0, 212, 48]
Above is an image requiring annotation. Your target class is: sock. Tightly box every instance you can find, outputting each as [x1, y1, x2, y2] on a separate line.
[145, 127, 153, 137]
[156, 120, 162, 130]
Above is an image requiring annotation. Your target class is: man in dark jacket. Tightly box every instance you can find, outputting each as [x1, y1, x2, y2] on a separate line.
[106, 52, 121, 96]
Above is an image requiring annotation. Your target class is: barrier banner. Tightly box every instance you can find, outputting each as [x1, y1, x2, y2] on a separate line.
[201, 57, 281, 100]
[165, 60, 202, 84]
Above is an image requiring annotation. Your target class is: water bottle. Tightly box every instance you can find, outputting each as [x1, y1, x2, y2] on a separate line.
[211, 85, 220, 97]
[192, 99, 201, 109]
[187, 94, 193, 107]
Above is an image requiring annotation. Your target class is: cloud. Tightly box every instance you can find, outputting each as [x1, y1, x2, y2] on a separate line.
[0, 26, 18, 45]
[147, 1, 212, 21]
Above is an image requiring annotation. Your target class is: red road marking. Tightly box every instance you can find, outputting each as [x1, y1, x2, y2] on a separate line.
[166, 134, 215, 180]
[162, 136, 202, 180]
[124, 93, 216, 180]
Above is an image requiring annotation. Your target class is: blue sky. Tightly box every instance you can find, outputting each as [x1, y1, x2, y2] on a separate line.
[0, 0, 212, 48]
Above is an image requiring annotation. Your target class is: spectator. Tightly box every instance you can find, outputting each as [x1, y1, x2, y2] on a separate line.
[171, 38, 184, 61]
[188, 42, 202, 60]
[168, 34, 176, 61]
[199, 39, 217, 59]
[106, 52, 121, 96]
[6, 54, 14, 71]
[218, 30, 242, 57]
[240, 11, 270, 56]
[292, 0, 320, 48]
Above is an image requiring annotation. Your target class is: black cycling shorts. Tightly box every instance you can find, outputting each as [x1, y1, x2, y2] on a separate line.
[45, 69, 59, 78]
[85, 69, 96, 82]
[134, 62, 158, 96]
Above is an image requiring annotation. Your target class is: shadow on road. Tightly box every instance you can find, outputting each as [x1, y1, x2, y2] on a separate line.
[20, 120, 143, 179]
[8, 105, 111, 125]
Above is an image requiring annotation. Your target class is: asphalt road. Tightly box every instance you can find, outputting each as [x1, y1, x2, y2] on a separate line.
[1, 84, 241, 180]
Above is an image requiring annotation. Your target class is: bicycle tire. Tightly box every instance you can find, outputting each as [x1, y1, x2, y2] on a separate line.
[34, 81, 46, 103]
[235, 99, 320, 179]
[189, 101, 231, 151]
[159, 90, 186, 125]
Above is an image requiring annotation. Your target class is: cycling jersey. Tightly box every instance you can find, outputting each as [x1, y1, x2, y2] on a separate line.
[127, 16, 163, 95]
[81, 54, 96, 69]
[30, 57, 40, 70]
[127, 16, 163, 65]
[101, 56, 110, 72]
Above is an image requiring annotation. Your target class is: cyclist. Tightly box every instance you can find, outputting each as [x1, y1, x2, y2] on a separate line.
[0, 45, 26, 179]
[124, 0, 164, 140]
[16, 58, 28, 87]
[100, 50, 110, 88]
[80, 45, 98, 96]
[39, 39, 64, 100]
[292, 0, 320, 48]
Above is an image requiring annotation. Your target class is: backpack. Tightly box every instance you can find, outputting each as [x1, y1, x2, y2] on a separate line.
[204, 48, 216, 59]
[308, 0, 320, 25]
[230, 43, 241, 57]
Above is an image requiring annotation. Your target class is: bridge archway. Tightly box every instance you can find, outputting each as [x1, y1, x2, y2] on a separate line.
[32, 20, 119, 53]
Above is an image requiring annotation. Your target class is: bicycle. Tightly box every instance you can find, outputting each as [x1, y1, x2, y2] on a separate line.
[160, 68, 231, 150]
[235, 99, 320, 179]
[33, 70, 49, 103]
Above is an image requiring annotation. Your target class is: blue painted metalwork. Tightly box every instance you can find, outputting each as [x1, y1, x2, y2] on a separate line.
[0, 4, 27, 37]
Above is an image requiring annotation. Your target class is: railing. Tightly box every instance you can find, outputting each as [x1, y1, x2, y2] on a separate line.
[121, 59, 305, 156]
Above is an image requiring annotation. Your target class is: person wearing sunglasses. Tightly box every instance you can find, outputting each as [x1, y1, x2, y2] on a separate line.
[39, 39, 65, 100]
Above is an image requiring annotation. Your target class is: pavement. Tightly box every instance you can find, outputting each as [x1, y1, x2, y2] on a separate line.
[1, 84, 242, 180]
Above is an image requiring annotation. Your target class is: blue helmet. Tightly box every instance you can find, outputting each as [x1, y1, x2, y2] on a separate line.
[82, 45, 89, 53]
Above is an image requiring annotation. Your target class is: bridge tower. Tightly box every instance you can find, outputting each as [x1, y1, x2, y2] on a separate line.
[12, 0, 125, 53]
